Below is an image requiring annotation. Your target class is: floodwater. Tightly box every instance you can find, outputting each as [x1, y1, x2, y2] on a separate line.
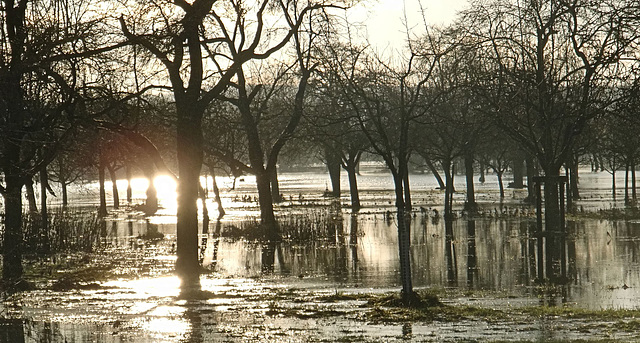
[3, 167, 640, 342]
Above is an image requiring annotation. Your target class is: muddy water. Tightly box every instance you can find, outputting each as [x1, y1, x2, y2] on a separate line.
[4, 169, 640, 342]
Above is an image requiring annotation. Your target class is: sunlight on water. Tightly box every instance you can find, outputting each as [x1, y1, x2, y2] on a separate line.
[139, 317, 191, 338]
[64, 169, 640, 311]
[102, 276, 181, 298]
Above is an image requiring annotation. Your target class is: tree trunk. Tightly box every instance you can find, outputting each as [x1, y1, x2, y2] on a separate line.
[633, 162, 637, 203]
[570, 157, 579, 200]
[625, 163, 630, 206]
[126, 165, 133, 204]
[393, 173, 414, 303]
[326, 148, 341, 197]
[403, 168, 412, 211]
[58, 159, 68, 208]
[25, 178, 38, 214]
[143, 166, 158, 214]
[98, 162, 108, 217]
[175, 108, 203, 289]
[512, 154, 525, 188]
[255, 169, 279, 239]
[203, 170, 209, 195]
[1, 0, 28, 289]
[268, 164, 283, 203]
[479, 161, 486, 184]
[424, 157, 445, 189]
[61, 181, 68, 208]
[464, 154, 477, 212]
[107, 164, 119, 210]
[346, 164, 361, 211]
[525, 155, 537, 202]
[442, 160, 454, 219]
[237, 75, 278, 239]
[3, 173, 25, 287]
[40, 166, 50, 255]
[497, 171, 505, 199]
[612, 170, 617, 201]
[209, 167, 225, 219]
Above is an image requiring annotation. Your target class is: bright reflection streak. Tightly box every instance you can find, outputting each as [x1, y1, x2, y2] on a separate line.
[141, 317, 190, 336]
[102, 276, 181, 298]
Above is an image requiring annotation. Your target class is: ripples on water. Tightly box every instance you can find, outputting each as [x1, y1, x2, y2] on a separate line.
[70, 169, 640, 309]
[4, 169, 640, 341]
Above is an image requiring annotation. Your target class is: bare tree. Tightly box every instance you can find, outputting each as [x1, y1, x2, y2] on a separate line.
[460, 0, 640, 280]
[119, 0, 342, 289]
[0, 0, 123, 289]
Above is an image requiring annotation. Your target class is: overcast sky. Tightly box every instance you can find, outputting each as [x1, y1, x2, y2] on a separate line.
[349, 0, 469, 52]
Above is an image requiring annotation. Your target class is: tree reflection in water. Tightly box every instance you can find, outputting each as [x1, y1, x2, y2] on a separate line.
[466, 220, 478, 288]
[261, 241, 277, 273]
[350, 215, 359, 274]
[183, 303, 203, 343]
[84, 211, 640, 309]
[444, 217, 458, 287]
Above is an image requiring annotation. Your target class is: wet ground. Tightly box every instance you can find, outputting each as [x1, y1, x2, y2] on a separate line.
[3, 168, 640, 342]
[5, 270, 640, 342]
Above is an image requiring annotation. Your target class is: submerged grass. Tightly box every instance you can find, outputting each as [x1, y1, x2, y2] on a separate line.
[364, 290, 507, 323]
[18, 208, 104, 256]
[579, 206, 640, 220]
[222, 207, 350, 242]
[322, 289, 640, 330]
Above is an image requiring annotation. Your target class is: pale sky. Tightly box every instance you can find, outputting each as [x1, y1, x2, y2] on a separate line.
[349, 0, 469, 52]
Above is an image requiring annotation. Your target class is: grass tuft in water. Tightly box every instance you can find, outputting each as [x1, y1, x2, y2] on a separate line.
[363, 290, 519, 323]
[222, 208, 350, 242]
[17, 208, 103, 257]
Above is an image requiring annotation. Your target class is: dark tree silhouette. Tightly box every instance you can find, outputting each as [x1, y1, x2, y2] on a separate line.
[460, 0, 640, 280]
[0, 0, 122, 289]
[120, 0, 342, 289]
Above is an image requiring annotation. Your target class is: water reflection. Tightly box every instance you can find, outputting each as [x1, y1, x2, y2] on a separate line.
[98, 212, 640, 309]
[402, 323, 412, 339]
[466, 220, 477, 288]
[261, 242, 276, 273]
[183, 303, 203, 343]
[444, 218, 457, 287]
[8, 217, 640, 341]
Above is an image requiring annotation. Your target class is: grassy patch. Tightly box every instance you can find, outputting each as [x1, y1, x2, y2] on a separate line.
[364, 290, 507, 323]
[265, 306, 347, 319]
[220, 208, 352, 242]
[317, 291, 368, 302]
[367, 302, 507, 323]
[578, 207, 640, 220]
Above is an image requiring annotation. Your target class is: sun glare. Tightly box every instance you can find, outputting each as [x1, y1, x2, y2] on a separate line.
[129, 178, 149, 190]
[154, 175, 178, 198]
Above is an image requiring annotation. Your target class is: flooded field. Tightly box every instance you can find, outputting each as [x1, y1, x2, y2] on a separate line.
[3, 168, 640, 342]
